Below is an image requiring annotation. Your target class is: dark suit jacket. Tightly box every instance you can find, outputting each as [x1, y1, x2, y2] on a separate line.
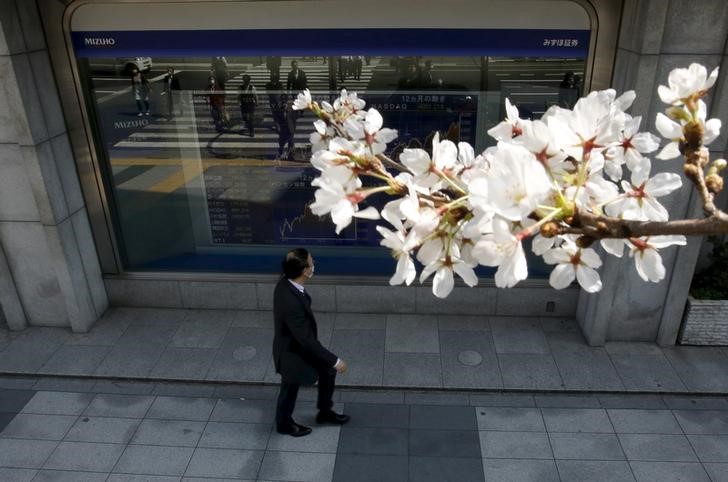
[286, 69, 308, 92]
[273, 277, 337, 385]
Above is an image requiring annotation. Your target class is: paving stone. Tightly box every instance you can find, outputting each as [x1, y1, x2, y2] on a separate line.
[31, 470, 108, 481]
[468, 393, 536, 408]
[598, 395, 668, 410]
[687, 435, 728, 462]
[344, 403, 409, 429]
[409, 429, 481, 458]
[38, 346, 111, 376]
[91, 380, 156, 395]
[404, 392, 469, 406]
[0, 438, 58, 468]
[476, 407, 545, 432]
[213, 384, 278, 400]
[606, 342, 664, 356]
[267, 425, 339, 453]
[198, 422, 271, 450]
[437, 315, 490, 332]
[150, 347, 217, 380]
[0, 389, 36, 412]
[491, 317, 550, 354]
[146, 396, 216, 421]
[258, 451, 335, 482]
[0, 412, 14, 432]
[409, 456, 485, 482]
[410, 405, 476, 430]
[483, 458, 559, 482]
[21, 391, 93, 415]
[540, 318, 580, 333]
[556, 460, 635, 482]
[607, 409, 683, 434]
[548, 433, 625, 460]
[479, 431, 553, 459]
[171, 313, 233, 348]
[382, 353, 442, 388]
[439, 331, 501, 389]
[329, 329, 385, 385]
[123, 308, 187, 326]
[618, 434, 697, 462]
[206, 328, 272, 382]
[0, 413, 76, 440]
[338, 427, 408, 455]
[231, 310, 273, 328]
[152, 382, 216, 398]
[83, 394, 154, 418]
[64, 416, 140, 444]
[663, 396, 728, 410]
[332, 454, 407, 482]
[535, 394, 601, 408]
[0, 377, 37, 390]
[609, 355, 686, 392]
[663, 347, 728, 393]
[335, 313, 386, 330]
[64, 315, 129, 347]
[43, 441, 125, 472]
[547, 332, 625, 390]
[113, 445, 194, 476]
[703, 463, 728, 482]
[0, 328, 69, 372]
[339, 390, 404, 404]
[130, 419, 205, 447]
[629, 461, 710, 482]
[541, 408, 614, 433]
[498, 354, 564, 390]
[385, 315, 439, 353]
[32, 378, 96, 393]
[674, 410, 728, 434]
[209, 398, 274, 424]
[94, 343, 167, 378]
[109, 475, 182, 482]
[0, 468, 37, 482]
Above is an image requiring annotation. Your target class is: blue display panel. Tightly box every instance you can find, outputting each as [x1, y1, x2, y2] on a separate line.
[73, 26, 588, 275]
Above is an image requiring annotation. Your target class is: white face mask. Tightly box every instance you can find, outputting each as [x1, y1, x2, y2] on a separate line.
[305, 264, 314, 278]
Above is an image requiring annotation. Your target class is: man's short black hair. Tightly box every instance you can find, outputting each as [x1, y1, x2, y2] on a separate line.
[282, 248, 309, 279]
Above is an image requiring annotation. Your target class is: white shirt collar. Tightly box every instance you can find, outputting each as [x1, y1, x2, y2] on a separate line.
[288, 279, 305, 293]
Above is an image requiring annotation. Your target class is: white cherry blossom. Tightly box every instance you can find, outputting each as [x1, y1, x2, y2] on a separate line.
[543, 243, 603, 292]
[309, 176, 379, 234]
[376, 226, 416, 286]
[628, 235, 687, 282]
[657, 64, 719, 106]
[605, 170, 682, 221]
[344, 108, 398, 154]
[292, 89, 312, 111]
[487, 98, 524, 141]
[471, 219, 527, 288]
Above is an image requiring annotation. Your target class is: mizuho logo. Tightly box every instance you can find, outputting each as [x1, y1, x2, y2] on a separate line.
[84, 37, 115, 46]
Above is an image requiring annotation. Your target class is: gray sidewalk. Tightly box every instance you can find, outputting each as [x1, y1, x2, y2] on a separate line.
[2, 378, 728, 481]
[1, 307, 728, 394]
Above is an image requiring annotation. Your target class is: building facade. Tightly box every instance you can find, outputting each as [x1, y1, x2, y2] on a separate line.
[0, 0, 726, 345]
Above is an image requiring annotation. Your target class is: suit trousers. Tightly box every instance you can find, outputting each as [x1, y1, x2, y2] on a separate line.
[276, 365, 336, 428]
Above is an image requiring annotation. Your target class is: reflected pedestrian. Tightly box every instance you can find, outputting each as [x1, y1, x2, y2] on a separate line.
[286, 60, 308, 93]
[130, 67, 151, 117]
[266, 56, 281, 80]
[206, 76, 226, 132]
[238, 74, 258, 137]
[211, 56, 229, 89]
[163, 67, 181, 119]
[273, 249, 349, 437]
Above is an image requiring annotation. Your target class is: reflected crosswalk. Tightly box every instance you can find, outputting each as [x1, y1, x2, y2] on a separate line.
[112, 58, 380, 156]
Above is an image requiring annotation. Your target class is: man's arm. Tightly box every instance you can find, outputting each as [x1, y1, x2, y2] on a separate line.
[282, 299, 337, 367]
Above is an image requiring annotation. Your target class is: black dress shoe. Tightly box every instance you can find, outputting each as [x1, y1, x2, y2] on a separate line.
[316, 410, 350, 425]
[277, 422, 312, 437]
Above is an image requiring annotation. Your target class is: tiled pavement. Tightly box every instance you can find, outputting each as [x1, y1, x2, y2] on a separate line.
[1, 307, 728, 393]
[2, 380, 728, 481]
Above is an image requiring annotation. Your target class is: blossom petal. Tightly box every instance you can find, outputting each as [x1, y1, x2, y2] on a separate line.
[575, 265, 602, 292]
[453, 262, 478, 287]
[656, 142, 681, 160]
[432, 265, 455, 298]
[549, 264, 575, 289]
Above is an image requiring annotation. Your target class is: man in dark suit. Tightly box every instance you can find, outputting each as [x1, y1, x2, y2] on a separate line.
[273, 248, 349, 437]
[285, 60, 308, 93]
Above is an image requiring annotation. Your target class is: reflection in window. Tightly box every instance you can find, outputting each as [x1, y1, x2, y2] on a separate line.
[79, 55, 584, 274]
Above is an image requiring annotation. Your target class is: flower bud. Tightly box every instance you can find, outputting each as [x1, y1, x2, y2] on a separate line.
[540, 222, 560, 238]
[712, 159, 727, 172]
[576, 236, 595, 248]
[706, 174, 724, 194]
[666, 106, 691, 123]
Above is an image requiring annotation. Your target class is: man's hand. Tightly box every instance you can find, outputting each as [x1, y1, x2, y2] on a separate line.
[334, 359, 348, 374]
